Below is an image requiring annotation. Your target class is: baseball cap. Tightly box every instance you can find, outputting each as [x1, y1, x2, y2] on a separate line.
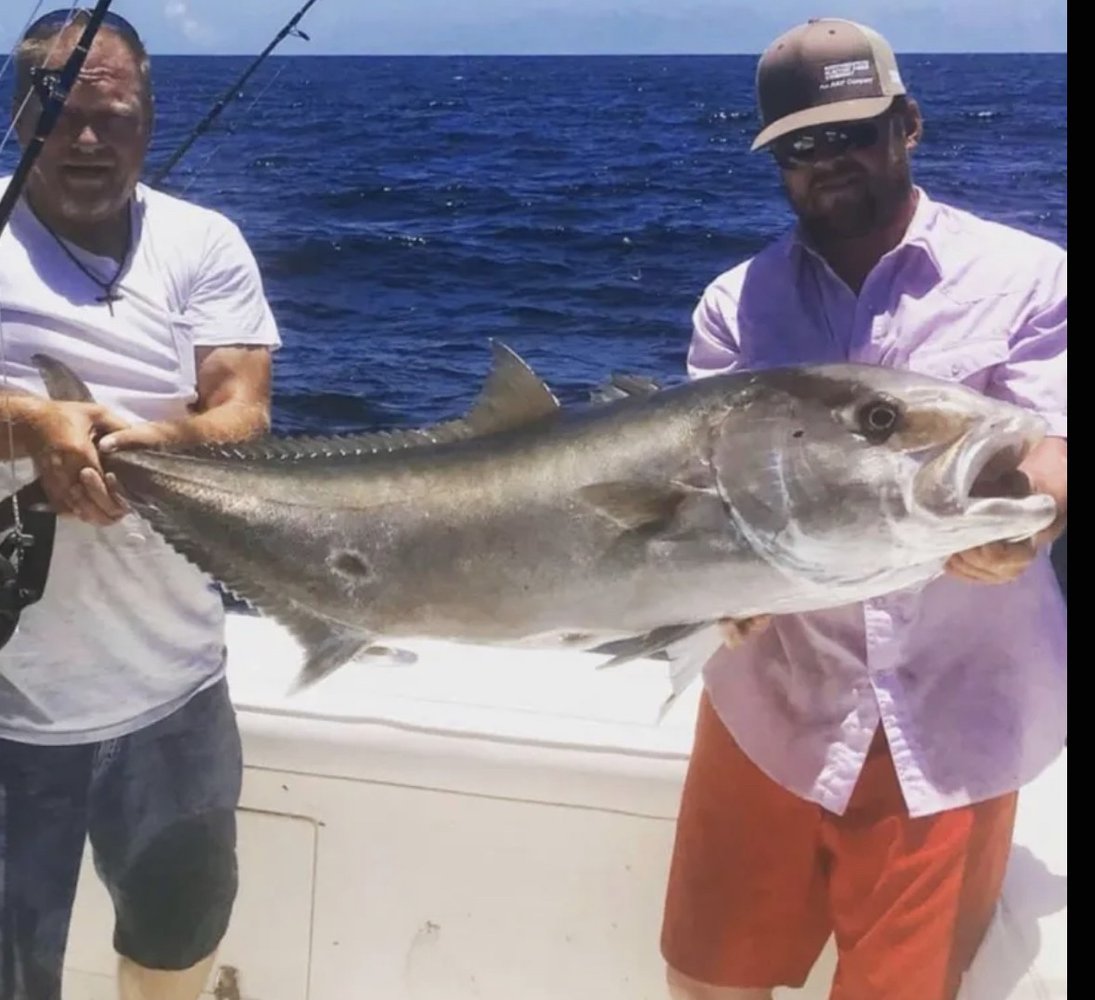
[751, 18, 906, 152]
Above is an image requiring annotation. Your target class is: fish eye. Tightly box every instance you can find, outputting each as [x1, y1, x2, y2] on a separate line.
[857, 398, 902, 442]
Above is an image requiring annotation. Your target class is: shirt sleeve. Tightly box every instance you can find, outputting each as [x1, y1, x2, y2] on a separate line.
[987, 251, 1066, 439]
[686, 279, 746, 380]
[184, 216, 282, 351]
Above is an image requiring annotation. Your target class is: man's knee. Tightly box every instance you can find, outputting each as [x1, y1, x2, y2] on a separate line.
[666, 963, 774, 1000]
[109, 809, 238, 970]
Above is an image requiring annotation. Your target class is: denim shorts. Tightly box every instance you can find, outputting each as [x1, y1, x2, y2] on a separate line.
[0, 678, 243, 1000]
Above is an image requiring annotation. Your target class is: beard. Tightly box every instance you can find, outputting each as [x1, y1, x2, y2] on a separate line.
[790, 159, 913, 243]
[48, 172, 133, 225]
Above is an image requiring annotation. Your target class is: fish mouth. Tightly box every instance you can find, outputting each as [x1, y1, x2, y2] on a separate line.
[957, 424, 1037, 507]
[927, 412, 1057, 538]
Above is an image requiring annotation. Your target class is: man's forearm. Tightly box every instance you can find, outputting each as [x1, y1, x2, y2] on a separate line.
[0, 393, 50, 460]
[176, 344, 272, 447]
[124, 399, 271, 452]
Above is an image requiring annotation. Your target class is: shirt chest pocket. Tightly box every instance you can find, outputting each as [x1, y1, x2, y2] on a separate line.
[904, 337, 1010, 392]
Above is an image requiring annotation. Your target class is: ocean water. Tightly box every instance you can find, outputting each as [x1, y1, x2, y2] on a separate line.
[0, 53, 1067, 430]
[0, 53, 1068, 584]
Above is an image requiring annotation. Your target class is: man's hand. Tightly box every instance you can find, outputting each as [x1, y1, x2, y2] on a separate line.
[716, 615, 772, 650]
[25, 400, 130, 525]
[32, 344, 270, 527]
[945, 538, 1038, 584]
[98, 419, 186, 454]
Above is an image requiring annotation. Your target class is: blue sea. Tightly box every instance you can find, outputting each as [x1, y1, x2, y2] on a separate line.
[0, 53, 1068, 584]
[0, 53, 1067, 431]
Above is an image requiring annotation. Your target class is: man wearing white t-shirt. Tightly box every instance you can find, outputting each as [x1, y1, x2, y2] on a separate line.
[0, 11, 280, 1000]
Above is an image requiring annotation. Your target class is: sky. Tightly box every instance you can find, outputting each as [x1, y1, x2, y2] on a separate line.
[0, 0, 1068, 56]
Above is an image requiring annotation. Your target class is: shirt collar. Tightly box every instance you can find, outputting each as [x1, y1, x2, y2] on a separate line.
[784, 186, 943, 278]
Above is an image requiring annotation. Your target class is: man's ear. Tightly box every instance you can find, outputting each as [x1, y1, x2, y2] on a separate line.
[901, 97, 924, 151]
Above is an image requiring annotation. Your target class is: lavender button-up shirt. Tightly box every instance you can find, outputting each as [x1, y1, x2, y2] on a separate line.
[688, 188, 1067, 818]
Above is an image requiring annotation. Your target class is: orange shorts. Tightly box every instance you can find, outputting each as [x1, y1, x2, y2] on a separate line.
[660, 693, 1017, 1000]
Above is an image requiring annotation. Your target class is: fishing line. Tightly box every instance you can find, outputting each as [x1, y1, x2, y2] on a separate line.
[0, 2, 81, 485]
[150, 0, 322, 187]
[0, 0, 324, 643]
[0, 0, 51, 97]
[0, 2, 101, 490]
[176, 61, 289, 198]
[0, 0, 116, 644]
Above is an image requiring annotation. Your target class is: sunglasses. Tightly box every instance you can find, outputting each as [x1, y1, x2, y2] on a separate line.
[770, 118, 886, 170]
[23, 7, 142, 45]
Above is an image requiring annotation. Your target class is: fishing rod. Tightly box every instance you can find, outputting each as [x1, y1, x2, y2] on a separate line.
[0, 0, 119, 647]
[148, 0, 323, 188]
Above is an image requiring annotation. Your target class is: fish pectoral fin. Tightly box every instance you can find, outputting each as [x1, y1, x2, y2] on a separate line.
[577, 481, 692, 531]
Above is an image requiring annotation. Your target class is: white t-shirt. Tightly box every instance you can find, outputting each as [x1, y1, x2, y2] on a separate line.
[0, 177, 281, 744]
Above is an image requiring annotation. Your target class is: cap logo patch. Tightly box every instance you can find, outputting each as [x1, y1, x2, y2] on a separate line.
[823, 59, 871, 82]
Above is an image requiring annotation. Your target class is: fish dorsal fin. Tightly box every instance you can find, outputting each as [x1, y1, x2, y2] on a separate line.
[31, 352, 96, 402]
[464, 340, 560, 434]
[154, 342, 560, 464]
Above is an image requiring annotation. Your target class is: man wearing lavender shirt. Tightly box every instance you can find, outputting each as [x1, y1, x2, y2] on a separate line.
[660, 19, 1066, 1000]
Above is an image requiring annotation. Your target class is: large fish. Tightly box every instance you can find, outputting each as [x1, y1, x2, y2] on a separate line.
[29, 344, 1056, 708]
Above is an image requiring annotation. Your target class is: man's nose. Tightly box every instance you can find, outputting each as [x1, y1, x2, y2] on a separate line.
[73, 124, 103, 147]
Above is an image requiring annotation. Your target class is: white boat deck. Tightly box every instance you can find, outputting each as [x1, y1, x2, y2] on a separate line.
[61, 611, 1066, 999]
